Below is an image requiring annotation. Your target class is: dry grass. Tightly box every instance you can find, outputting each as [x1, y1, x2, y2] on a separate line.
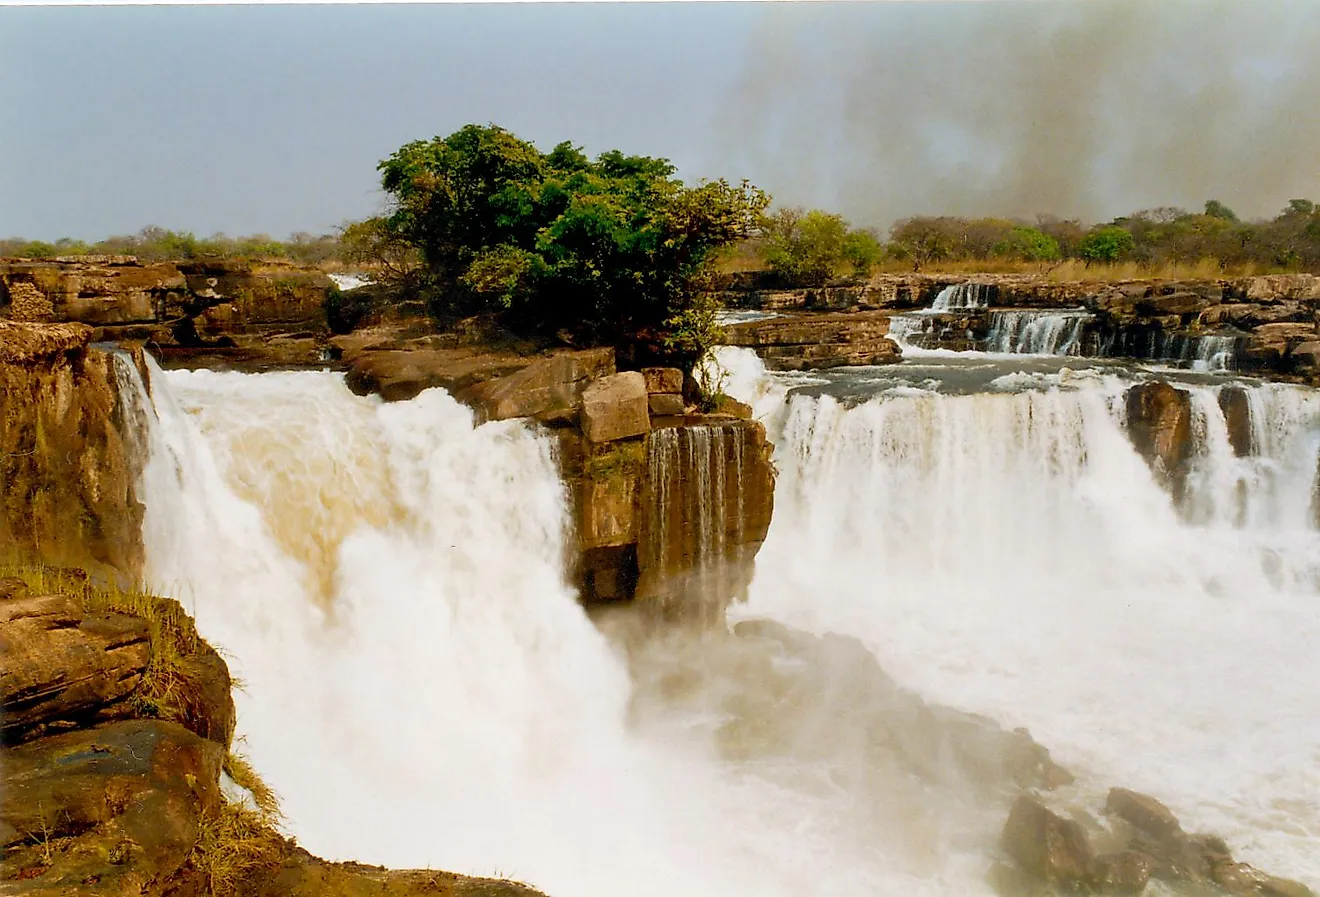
[0, 561, 203, 725]
[224, 751, 282, 819]
[189, 800, 286, 897]
[866, 257, 1278, 280]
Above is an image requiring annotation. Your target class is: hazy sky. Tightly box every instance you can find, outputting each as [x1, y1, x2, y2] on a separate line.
[4, 1, 1319, 241]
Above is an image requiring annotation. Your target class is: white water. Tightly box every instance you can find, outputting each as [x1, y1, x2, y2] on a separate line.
[117, 346, 1320, 894]
[328, 272, 374, 291]
[714, 345, 1320, 887]
[124, 357, 995, 897]
[930, 282, 992, 311]
[985, 309, 1089, 356]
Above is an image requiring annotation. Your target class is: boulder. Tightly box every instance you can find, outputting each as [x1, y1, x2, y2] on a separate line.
[648, 392, 686, 416]
[1218, 386, 1254, 456]
[581, 371, 650, 443]
[1000, 796, 1096, 884]
[0, 592, 150, 742]
[0, 719, 223, 894]
[641, 366, 683, 394]
[1125, 381, 1194, 494]
[1105, 787, 1182, 841]
[1094, 851, 1155, 894]
[458, 348, 615, 423]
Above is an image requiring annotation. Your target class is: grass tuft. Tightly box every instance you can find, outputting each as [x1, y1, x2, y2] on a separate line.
[224, 751, 282, 820]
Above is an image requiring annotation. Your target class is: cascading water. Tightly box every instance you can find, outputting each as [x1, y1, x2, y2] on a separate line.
[116, 344, 1320, 895]
[122, 356, 1009, 897]
[713, 344, 1320, 888]
[930, 282, 992, 311]
[984, 309, 1090, 355]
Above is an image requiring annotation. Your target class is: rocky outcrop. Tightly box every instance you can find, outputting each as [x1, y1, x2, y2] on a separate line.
[340, 334, 778, 622]
[2, 718, 225, 895]
[0, 321, 144, 581]
[715, 272, 1320, 380]
[0, 256, 333, 370]
[1125, 380, 1194, 498]
[0, 588, 151, 741]
[995, 790, 1313, 897]
[723, 310, 901, 370]
[0, 574, 547, 897]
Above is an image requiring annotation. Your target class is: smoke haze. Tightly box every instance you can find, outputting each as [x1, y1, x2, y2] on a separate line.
[720, 0, 1320, 227]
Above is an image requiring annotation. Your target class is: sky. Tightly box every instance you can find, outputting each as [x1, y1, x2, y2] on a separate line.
[4, 1, 1319, 241]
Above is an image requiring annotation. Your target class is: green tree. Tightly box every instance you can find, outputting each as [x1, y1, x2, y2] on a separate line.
[992, 226, 1060, 261]
[1078, 226, 1135, 263]
[375, 124, 768, 367]
[1204, 199, 1238, 221]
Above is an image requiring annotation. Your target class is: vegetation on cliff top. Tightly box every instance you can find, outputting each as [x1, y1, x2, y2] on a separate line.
[367, 124, 768, 365]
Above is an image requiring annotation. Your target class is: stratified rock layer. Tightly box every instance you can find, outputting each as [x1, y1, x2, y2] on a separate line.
[0, 320, 144, 580]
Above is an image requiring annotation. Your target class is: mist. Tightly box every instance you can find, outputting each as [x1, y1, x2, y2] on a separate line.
[719, 0, 1320, 228]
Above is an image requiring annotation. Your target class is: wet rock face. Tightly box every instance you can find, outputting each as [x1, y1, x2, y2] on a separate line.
[0, 321, 144, 580]
[1001, 796, 1096, 884]
[1219, 385, 1255, 456]
[995, 787, 1315, 897]
[1125, 380, 1194, 496]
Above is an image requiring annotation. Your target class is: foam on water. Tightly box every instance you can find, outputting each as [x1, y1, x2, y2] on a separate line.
[123, 356, 1010, 897]
[712, 345, 1320, 886]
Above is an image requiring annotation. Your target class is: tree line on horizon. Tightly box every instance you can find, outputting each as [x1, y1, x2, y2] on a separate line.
[6, 123, 1320, 375]
[8, 199, 1320, 285]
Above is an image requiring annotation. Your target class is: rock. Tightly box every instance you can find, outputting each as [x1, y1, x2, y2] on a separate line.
[708, 395, 753, 419]
[1218, 386, 1255, 456]
[1135, 290, 1210, 317]
[1094, 850, 1155, 894]
[723, 310, 902, 370]
[1241, 322, 1319, 371]
[458, 348, 616, 423]
[641, 366, 683, 394]
[636, 420, 774, 621]
[0, 593, 150, 742]
[1105, 787, 1183, 841]
[648, 392, 685, 416]
[581, 371, 651, 443]
[0, 321, 145, 581]
[1000, 796, 1096, 885]
[1125, 381, 1194, 494]
[250, 844, 548, 897]
[1214, 862, 1316, 897]
[0, 719, 223, 894]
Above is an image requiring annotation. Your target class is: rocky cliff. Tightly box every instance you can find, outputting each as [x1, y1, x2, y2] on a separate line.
[0, 321, 144, 581]
[0, 256, 333, 369]
[335, 330, 776, 623]
[720, 272, 1320, 382]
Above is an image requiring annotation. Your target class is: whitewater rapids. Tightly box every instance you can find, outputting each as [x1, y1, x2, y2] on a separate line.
[119, 346, 1320, 894]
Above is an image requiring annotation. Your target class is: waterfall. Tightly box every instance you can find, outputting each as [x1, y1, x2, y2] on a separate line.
[116, 344, 1320, 894]
[930, 282, 992, 311]
[713, 345, 1320, 888]
[984, 310, 1089, 355]
[643, 425, 748, 614]
[124, 355, 991, 897]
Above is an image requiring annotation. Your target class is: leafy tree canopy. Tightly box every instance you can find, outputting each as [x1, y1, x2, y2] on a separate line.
[992, 226, 1061, 262]
[1078, 225, 1136, 263]
[761, 208, 881, 286]
[375, 124, 768, 361]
